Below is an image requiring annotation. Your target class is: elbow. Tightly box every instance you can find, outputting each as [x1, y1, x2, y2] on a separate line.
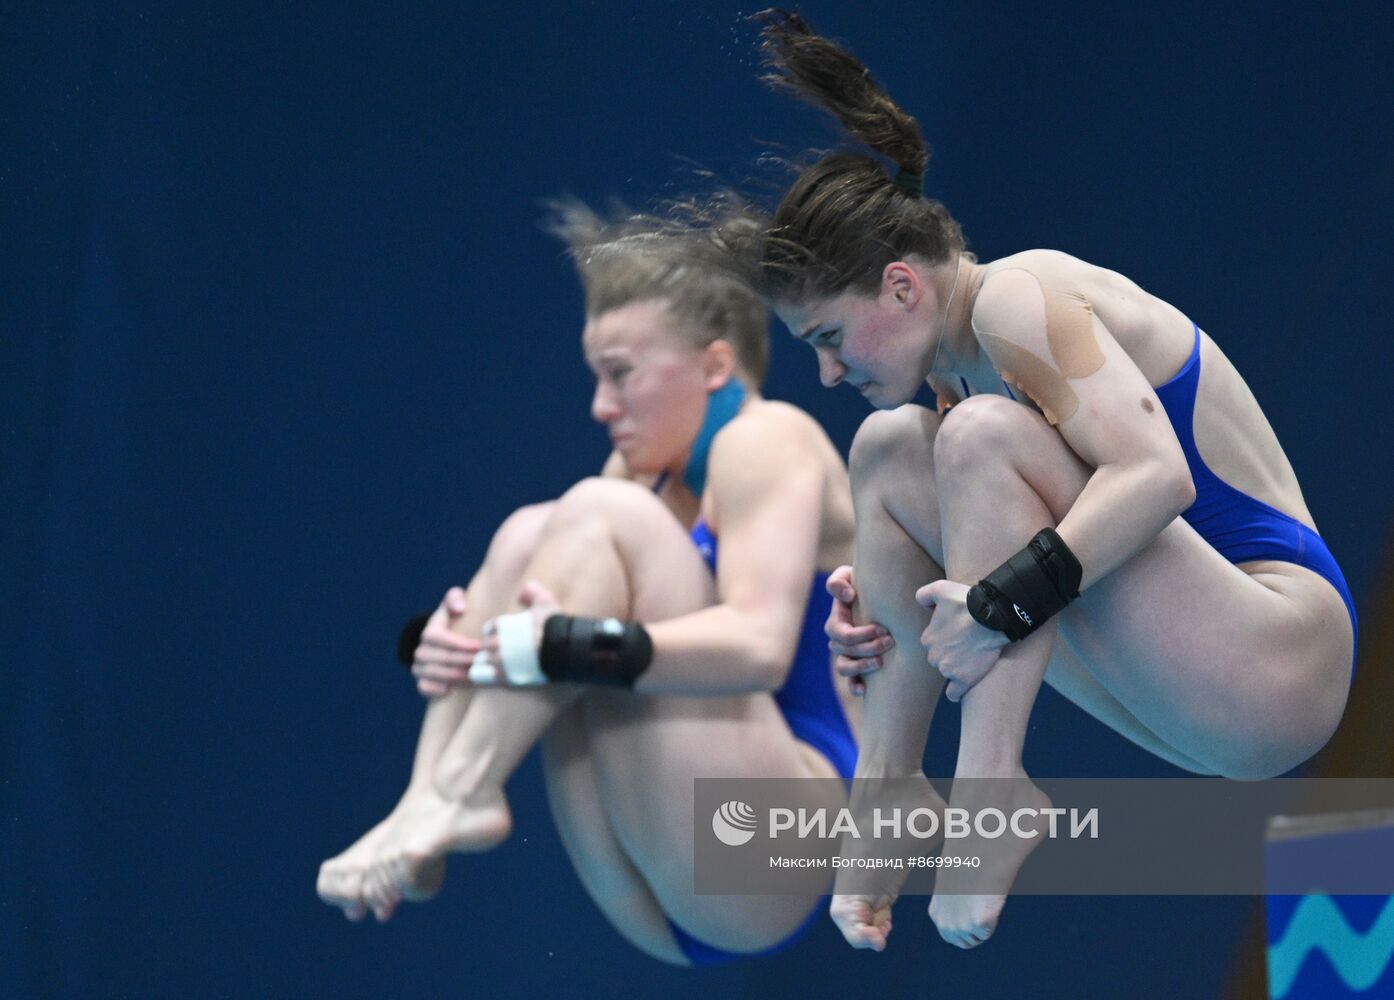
[1168, 463, 1196, 515]
[751, 633, 796, 693]
[1137, 454, 1194, 519]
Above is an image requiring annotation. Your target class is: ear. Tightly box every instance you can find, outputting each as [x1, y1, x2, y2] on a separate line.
[701, 339, 738, 392]
[881, 261, 923, 310]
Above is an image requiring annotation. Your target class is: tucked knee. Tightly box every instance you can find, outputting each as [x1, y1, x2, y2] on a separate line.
[932, 394, 1026, 477]
[849, 405, 939, 493]
[487, 502, 556, 576]
[553, 477, 654, 525]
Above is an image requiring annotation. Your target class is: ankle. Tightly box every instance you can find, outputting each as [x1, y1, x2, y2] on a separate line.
[952, 749, 1026, 780]
[431, 764, 504, 807]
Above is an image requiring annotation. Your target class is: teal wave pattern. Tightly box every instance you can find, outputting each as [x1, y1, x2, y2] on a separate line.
[1268, 895, 1394, 997]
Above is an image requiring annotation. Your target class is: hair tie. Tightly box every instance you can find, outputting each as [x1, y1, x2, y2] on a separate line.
[892, 169, 923, 198]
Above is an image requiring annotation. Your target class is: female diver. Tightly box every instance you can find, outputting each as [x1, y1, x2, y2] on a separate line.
[742, 10, 1356, 952]
[317, 202, 861, 966]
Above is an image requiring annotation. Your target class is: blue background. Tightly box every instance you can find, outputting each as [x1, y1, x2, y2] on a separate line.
[4, 2, 1390, 997]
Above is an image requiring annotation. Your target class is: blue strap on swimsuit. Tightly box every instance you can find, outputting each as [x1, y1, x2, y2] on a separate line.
[951, 325, 1358, 668]
[669, 522, 855, 966]
[653, 390, 857, 965]
[686, 521, 858, 781]
[1154, 325, 1357, 663]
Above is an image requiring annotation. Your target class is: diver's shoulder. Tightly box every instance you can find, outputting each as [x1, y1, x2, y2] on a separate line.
[982, 248, 1095, 278]
[736, 397, 825, 436]
[716, 397, 827, 456]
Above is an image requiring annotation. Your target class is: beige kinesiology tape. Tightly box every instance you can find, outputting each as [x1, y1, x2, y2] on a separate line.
[976, 270, 1106, 425]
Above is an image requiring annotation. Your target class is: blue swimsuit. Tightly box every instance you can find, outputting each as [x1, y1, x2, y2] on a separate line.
[958, 324, 1358, 660]
[664, 518, 857, 966]
[1156, 325, 1358, 657]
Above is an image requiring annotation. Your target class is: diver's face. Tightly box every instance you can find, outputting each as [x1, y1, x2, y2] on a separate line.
[776, 285, 935, 410]
[583, 300, 710, 473]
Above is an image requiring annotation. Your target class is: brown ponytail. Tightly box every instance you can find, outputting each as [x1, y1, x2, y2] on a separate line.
[752, 9, 967, 301]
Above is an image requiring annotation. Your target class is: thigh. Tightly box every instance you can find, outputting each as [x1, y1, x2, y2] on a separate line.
[1043, 638, 1216, 774]
[583, 689, 839, 953]
[540, 701, 688, 965]
[996, 408, 1352, 776]
[1061, 530, 1351, 776]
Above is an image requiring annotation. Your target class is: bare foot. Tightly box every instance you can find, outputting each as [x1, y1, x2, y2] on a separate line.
[831, 773, 947, 952]
[317, 811, 401, 921]
[928, 775, 1051, 949]
[360, 785, 513, 921]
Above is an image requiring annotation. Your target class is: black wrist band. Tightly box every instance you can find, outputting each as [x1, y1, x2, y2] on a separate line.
[397, 611, 433, 668]
[538, 614, 654, 687]
[966, 527, 1083, 641]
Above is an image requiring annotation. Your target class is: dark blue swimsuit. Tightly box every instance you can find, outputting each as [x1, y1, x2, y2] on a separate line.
[665, 517, 857, 966]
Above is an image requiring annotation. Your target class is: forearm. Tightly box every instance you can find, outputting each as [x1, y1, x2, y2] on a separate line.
[1056, 460, 1193, 590]
[634, 603, 796, 695]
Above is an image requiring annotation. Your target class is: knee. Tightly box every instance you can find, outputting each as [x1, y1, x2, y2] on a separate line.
[487, 502, 556, 574]
[547, 478, 670, 554]
[553, 477, 655, 525]
[932, 394, 1027, 478]
[849, 405, 939, 493]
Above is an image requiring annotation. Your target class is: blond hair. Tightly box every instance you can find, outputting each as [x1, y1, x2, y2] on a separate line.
[546, 199, 770, 384]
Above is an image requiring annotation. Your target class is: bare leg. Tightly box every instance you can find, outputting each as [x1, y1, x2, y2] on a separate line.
[376, 476, 841, 952]
[925, 400, 1061, 948]
[541, 701, 689, 965]
[362, 478, 699, 917]
[834, 405, 1213, 951]
[827, 408, 951, 950]
[317, 502, 553, 919]
[532, 480, 845, 953]
[932, 396, 1349, 778]
[913, 395, 1348, 942]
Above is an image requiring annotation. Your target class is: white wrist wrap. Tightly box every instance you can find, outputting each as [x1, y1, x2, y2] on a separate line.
[468, 610, 547, 686]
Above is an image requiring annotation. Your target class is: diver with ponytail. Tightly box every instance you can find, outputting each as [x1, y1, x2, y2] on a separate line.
[745, 8, 1356, 953]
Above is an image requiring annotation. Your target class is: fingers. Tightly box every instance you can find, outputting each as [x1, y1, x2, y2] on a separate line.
[465, 635, 503, 686]
[411, 628, 481, 696]
[830, 620, 890, 649]
[413, 664, 463, 696]
[835, 653, 882, 678]
[416, 677, 449, 698]
[825, 596, 892, 663]
[516, 579, 558, 610]
[413, 658, 469, 682]
[928, 651, 969, 702]
[443, 586, 467, 619]
[830, 627, 893, 664]
[850, 675, 866, 697]
[826, 564, 856, 604]
[418, 624, 479, 657]
[916, 579, 948, 608]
